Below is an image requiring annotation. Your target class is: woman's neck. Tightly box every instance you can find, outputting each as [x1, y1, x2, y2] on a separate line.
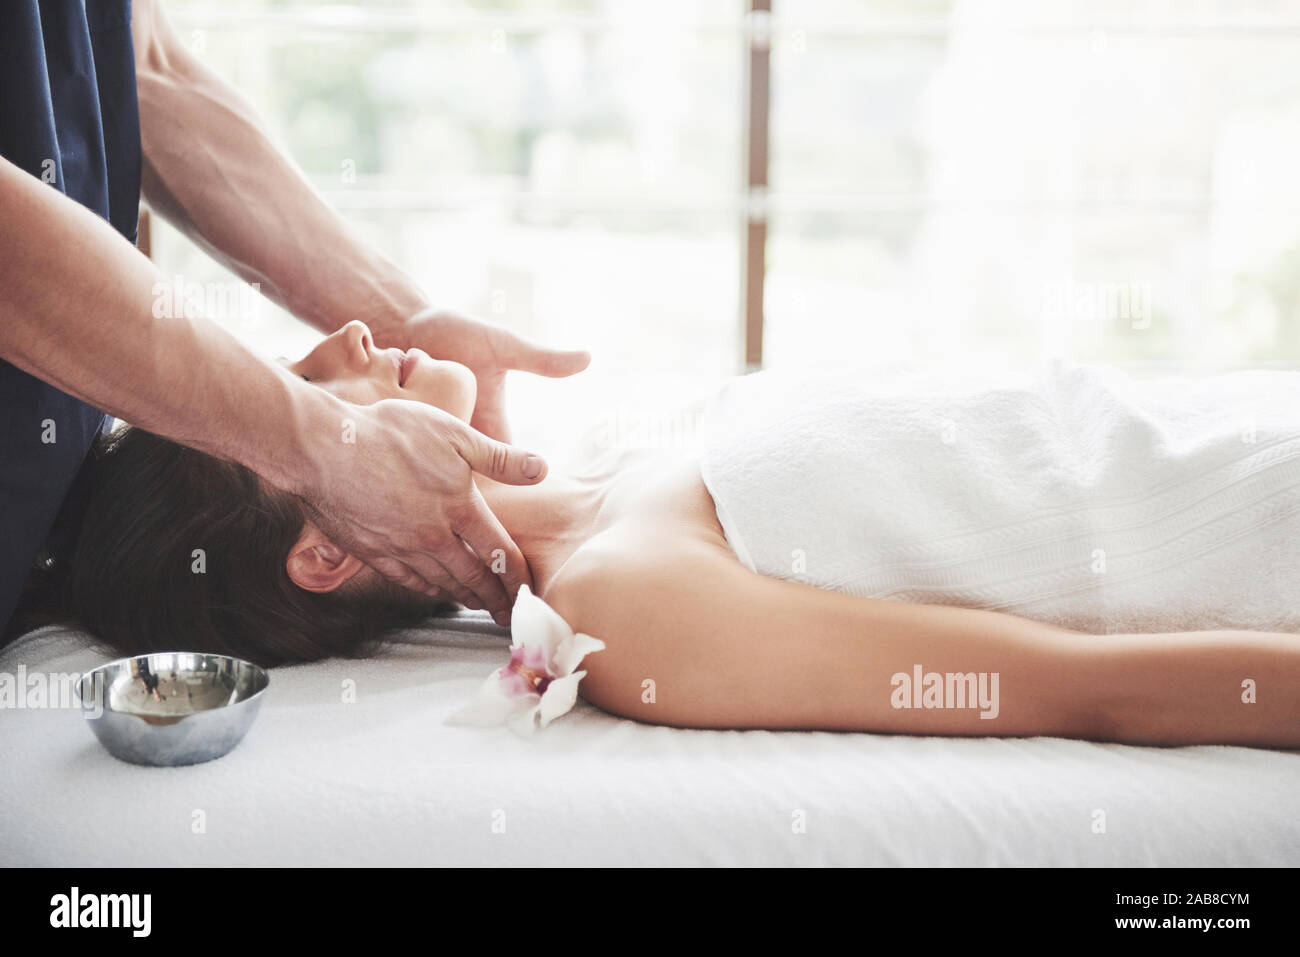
[475, 471, 611, 595]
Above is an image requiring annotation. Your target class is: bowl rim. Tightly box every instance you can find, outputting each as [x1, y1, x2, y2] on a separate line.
[75, 650, 271, 715]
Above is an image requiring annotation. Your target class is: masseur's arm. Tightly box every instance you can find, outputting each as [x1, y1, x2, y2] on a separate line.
[0, 155, 537, 619]
[129, 0, 424, 342]
[129, 0, 588, 443]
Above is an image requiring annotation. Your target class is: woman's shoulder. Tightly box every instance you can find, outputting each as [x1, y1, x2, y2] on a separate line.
[537, 482, 765, 724]
[540, 461, 743, 642]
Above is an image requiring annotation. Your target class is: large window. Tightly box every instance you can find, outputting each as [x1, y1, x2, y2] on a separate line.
[765, 0, 1300, 376]
[158, 0, 1300, 449]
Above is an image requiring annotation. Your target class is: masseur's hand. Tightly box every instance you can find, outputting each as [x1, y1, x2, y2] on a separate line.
[298, 397, 546, 624]
[394, 307, 591, 443]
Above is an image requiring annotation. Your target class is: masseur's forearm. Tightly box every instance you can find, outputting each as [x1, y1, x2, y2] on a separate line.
[131, 0, 425, 344]
[0, 155, 340, 494]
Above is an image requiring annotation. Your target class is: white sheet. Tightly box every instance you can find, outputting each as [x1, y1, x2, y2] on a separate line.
[2, 617, 1297, 867]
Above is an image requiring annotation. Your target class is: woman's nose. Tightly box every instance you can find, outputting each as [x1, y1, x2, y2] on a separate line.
[339, 320, 374, 370]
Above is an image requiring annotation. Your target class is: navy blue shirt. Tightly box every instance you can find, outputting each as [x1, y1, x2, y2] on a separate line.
[0, 1, 142, 633]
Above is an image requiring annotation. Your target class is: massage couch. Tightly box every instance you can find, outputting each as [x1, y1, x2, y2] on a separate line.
[1, 611, 1297, 867]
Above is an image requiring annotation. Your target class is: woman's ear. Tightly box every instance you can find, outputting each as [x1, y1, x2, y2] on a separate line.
[285, 523, 366, 593]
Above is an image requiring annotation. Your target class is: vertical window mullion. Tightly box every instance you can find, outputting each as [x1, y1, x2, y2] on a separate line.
[742, 0, 771, 372]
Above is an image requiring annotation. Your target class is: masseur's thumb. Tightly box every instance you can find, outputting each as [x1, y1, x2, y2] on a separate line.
[454, 422, 548, 485]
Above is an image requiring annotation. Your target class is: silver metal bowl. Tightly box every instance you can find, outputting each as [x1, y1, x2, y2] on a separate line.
[76, 653, 270, 766]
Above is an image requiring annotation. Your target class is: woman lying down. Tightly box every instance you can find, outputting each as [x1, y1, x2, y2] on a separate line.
[19, 320, 1300, 748]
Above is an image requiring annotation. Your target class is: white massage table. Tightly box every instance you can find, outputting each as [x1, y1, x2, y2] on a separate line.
[2, 613, 1297, 867]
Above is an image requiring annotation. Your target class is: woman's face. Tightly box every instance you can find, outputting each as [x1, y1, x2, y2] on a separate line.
[284, 320, 477, 421]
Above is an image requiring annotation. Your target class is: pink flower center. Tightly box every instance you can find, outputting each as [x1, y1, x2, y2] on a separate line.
[506, 646, 553, 695]
[510, 663, 550, 694]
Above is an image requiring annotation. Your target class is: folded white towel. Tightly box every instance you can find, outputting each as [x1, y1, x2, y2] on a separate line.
[700, 360, 1300, 635]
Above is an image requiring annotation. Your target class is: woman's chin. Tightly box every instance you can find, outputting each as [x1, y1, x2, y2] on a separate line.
[406, 354, 477, 422]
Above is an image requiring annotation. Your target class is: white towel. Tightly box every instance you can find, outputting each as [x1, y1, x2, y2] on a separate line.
[700, 360, 1300, 635]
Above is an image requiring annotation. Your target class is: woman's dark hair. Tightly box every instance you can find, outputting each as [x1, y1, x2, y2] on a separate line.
[9, 424, 450, 666]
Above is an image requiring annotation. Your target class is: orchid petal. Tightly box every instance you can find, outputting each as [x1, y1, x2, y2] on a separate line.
[552, 632, 606, 678]
[506, 701, 543, 737]
[536, 671, 585, 728]
[447, 587, 607, 734]
[445, 669, 539, 728]
[509, 584, 576, 672]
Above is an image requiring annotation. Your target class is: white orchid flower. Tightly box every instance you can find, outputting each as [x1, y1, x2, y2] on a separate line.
[446, 584, 605, 736]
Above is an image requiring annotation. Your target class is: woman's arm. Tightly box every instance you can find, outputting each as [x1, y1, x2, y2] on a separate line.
[548, 532, 1300, 748]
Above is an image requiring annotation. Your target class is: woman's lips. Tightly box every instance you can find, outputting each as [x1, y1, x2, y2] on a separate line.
[397, 350, 415, 387]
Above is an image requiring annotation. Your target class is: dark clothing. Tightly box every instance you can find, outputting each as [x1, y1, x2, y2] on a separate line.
[0, 1, 141, 634]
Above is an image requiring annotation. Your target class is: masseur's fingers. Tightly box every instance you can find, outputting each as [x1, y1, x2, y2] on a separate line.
[302, 399, 534, 622]
[432, 569, 484, 612]
[322, 480, 504, 614]
[469, 373, 513, 445]
[367, 552, 481, 610]
[470, 340, 587, 443]
[393, 523, 512, 617]
[450, 489, 533, 609]
[450, 421, 549, 487]
[499, 337, 592, 379]
[415, 554, 484, 611]
[429, 523, 513, 621]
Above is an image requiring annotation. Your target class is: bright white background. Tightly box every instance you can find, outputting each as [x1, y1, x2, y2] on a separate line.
[156, 0, 1300, 454]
